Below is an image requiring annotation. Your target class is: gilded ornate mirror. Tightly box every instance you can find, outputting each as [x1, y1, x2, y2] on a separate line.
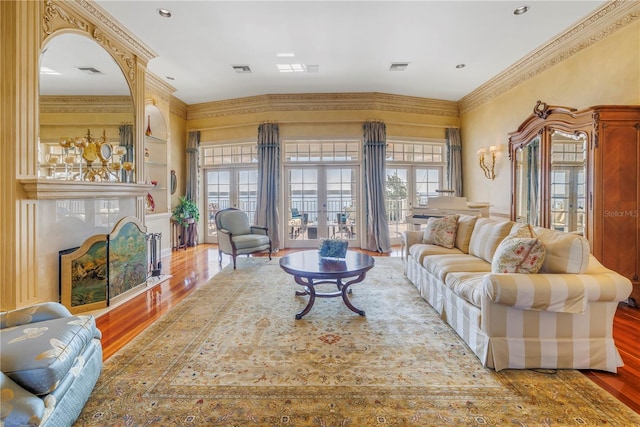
[39, 33, 134, 181]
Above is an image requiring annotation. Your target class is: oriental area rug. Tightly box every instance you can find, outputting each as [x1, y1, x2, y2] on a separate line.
[77, 257, 640, 426]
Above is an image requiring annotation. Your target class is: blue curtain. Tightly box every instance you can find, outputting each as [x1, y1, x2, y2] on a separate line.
[446, 128, 463, 197]
[186, 131, 200, 202]
[118, 124, 133, 182]
[363, 121, 391, 253]
[255, 123, 280, 250]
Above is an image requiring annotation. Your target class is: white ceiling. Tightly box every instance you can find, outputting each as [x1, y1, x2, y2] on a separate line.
[43, 1, 607, 105]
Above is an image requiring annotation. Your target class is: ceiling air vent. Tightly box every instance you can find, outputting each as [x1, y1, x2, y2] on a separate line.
[76, 66, 103, 75]
[232, 65, 252, 73]
[306, 65, 320, 73]
[389, 62, 409, 71]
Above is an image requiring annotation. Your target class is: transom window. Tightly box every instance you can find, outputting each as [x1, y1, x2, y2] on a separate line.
[284, 140, 360, 162]
[386, 141, 445, 163]
[202, 143, 258, 166]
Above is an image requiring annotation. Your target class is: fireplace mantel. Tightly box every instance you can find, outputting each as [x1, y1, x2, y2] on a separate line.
[20, 179, 152, 200]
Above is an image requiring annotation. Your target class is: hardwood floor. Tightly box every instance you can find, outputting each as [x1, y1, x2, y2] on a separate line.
[96, 244, 640, 414]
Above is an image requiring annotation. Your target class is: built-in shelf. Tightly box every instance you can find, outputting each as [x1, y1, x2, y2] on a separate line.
[20, 179, 153, 200]
[145, 135, 166, 144]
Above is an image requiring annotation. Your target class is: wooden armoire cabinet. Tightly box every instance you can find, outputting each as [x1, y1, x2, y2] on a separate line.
[509, 102, 640, 306]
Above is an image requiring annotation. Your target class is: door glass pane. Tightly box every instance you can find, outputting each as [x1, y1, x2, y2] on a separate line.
[288, 168, 318, 241]
[385, 168, 409, 239]
[206, 170, 230, 237]
[551, 169, 570, 231]
[238, 169, 258, 223]
[415, 167, 440, 205]
[326, 168, 357, 240]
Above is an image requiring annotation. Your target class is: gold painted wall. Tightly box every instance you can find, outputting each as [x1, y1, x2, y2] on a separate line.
[460, 20, 640, 216]
[169, 109, 187, 210]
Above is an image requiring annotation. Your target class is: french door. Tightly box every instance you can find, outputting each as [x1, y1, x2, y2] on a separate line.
[204, 168, 258, 243]
[284, 165, 360, 248]
[385, 166, 443, 244]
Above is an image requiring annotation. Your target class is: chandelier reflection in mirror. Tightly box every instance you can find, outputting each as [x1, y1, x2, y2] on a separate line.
[477, 145, 497, 180]
[49, 129, 130, 182]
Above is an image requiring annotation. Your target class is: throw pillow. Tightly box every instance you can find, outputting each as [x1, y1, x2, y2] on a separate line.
[491, 237, 546, 274]
[422, 215, 459, 249]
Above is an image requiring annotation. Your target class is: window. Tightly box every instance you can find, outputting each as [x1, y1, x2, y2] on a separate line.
[385, 140, 447, 241]
[284, 140, 360, 162]
[201, 142, 258, 243]
[202, 144, 258, 166]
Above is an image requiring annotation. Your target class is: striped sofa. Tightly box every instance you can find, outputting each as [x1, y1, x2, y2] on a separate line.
[403, 216, 632, 372]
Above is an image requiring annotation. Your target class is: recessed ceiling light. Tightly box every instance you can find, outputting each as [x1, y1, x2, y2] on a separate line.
[513, 6, 529, 15]
[277, 64, 306, 73]
[277, 52, 295, 58]
[157, 8, 172, 18]
[456, 64, 466, 69]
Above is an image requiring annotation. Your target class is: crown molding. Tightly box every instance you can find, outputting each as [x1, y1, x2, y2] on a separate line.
[459, 0, 640, 115]
[40, 95, 133, 114]
[145, 72, 176, 102]
[170, 96, 188, 120]
[187, 92, 459, 120]
[41, 0, 156, 93]
[66, 0, 156, 63]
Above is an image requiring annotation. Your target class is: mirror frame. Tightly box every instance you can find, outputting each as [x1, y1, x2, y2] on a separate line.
[508, 101, 594, 231]
[34, 0, 156, 194]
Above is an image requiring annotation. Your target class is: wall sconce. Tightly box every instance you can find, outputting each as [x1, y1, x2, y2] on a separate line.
[478, 145, 497, 180]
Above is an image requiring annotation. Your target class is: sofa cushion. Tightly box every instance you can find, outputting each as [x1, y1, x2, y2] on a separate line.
[1, 315, 99, 395]
[468, 218, 514, 263]
[232, 234, 270, 250]
[1, 302, 72, 329]
[491, 237, 546, 274]
[422, 254, 491, 282]
[422, 215, 459, 248]
[445, 272, 486, 308]
[409, 243, 463, 265]
[0, 372, 45, 427]
[454, 215, 478, 253]
[483, 273, 588, 314]
[534, 227, 590, 274]
[508, 222, 536, 238]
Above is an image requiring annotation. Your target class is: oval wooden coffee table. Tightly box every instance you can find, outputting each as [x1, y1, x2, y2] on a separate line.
[279, 250, 375, 319]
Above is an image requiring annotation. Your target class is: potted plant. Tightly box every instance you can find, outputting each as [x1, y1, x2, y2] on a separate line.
[172, 196, 200, 227]
[172, 197, 200, 247]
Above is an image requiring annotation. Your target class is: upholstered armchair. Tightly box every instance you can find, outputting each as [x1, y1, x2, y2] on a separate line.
[214, 208, 272, 269]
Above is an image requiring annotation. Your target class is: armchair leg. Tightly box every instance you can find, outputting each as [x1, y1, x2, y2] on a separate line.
[233, 256, 237, 270]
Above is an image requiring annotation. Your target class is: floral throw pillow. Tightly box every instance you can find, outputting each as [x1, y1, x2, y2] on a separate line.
[422, 215, 459, 249]
[491, 237, 546, 274]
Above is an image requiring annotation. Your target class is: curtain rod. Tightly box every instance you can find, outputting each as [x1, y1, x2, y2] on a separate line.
[190, 120, 459, 132]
